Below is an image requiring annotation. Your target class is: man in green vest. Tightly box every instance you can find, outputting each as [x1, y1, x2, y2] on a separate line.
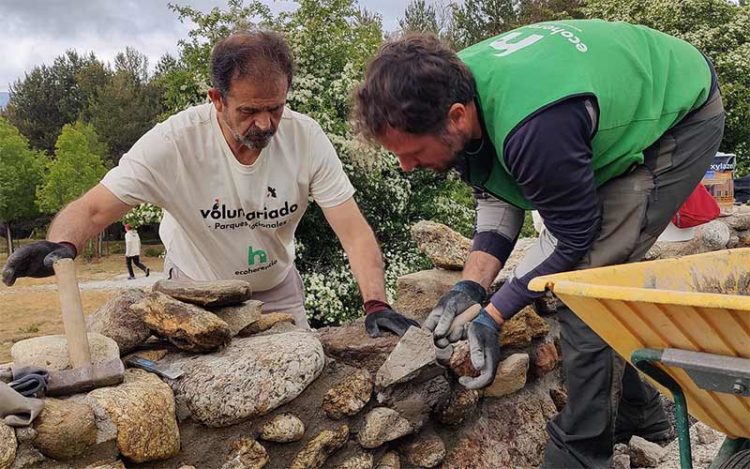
[353, 20, 724, 468]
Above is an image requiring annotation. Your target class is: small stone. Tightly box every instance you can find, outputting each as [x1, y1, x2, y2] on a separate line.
[448, 341, 479, 378]
[212, 301, 263, 336]
[484, 353, 529, 398]
[259, 414, 305, 443]
[239, 312, 295, 335]
[11, 333, 119, 371]
[323, 369, 373, 420]
[410, 220, 471, 270]
[437, 387, 480, 425]
[86, 289, 150, 355]
[153, 279, 252, 307]
[290, 424, 349, 469]
[222, 437, 268, 469]
[694, 422, 719, 445]
[531, 339, 559, 378]
[628, 435, 666, 468]
[398, 433, 446, 468]
[358, 408, 414, 449]
[375, 327, 439, 389]
[130, 291, 231, 352]
[549, 388, 568, 412]
[610, 453, 630, 469]
[375, 451, 400, 469]
[32, 398, 97, 459]
[123, 348, 168, 363]
[395, 269, 462, 321]
[0, 422, 16, 469]
[698, 220, 731, 251]
[334, 452, 374, 469]
[500, 307, 550, 347]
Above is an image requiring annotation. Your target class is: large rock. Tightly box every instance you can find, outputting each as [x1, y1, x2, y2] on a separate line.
[410, 220, 471, 270]
[11, 333, 119, 371]
[130, 292, 231, 352]
[32, 398, 97, 459]
[211, 300, 263, 336]
[395, 269, 461, 321]
[162, 332, 325, 427]
[88, 369, 180, 463]
[152, 279, 252, 307]
[86, 289, 150, 354]
[649, 220, 731, 259]
[289, 424, 349, 469]
[358, 408, 414, 449]
[485, 353, 529, 398]
[375, 327, 440, 389]
[259, 413, 305, 443]
[500, 307, 550, 348]
[318, 321, 400, 376]
[398, 433, 446, 468]
[0, 422, 15, 469]
[629, 436, 666, 468]
[443, 380, 558, 468]
[322, 369, 373, 420]
[221, 437, 268, 469]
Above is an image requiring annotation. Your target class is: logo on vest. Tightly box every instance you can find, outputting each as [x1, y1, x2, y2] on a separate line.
[490, 23, 588, 57]
[234, 245, 278, 276]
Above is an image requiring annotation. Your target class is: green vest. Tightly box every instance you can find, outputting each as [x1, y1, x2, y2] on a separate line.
[458, 20, 711, 209]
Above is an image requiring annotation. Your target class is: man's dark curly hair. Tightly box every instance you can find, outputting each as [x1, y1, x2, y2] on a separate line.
[352, 34, 475, 141]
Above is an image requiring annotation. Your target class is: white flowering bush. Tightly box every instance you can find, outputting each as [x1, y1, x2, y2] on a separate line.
[121, 203, 163, 229]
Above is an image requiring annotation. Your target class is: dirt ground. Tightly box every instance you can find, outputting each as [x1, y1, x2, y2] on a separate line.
[0, 246, 164, 363]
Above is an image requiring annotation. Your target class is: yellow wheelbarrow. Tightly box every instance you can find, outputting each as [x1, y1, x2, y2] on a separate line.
[529, 248, 750, 469]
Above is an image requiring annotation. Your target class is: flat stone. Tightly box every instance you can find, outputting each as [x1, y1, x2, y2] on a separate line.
[88, 369, 180, 463]
[289, 424, 349, 469]
[152, 279, 252, 307]
[317, 321, 399, 376]
[162, 332, 325, 427]
[86, 289, 150, 354]
[437, 387, 480, 425]
[211, 300, 263, 336]
[395, 269, 461, 321]
[375, 327, 438, 389]
[239, 312, 295, 336]
[221, 437, 268, 469]
[259, 413, 305, 443]
[123, 348, 168, 363]
[501, 307, 550, 348]
[375, 451, 400, 469]
[0, 422, 15, 469]
[398, 433, 446, 468]
[334, 452, 374, 469]
[410, 220, 471, 270]
[11, 333, 119, 371]
[628, 436, 666, 467]
[723, 212, 750, 231]
[531, 339, 559, 378]
[32, 398, 97, 460]
[130, 292, 231, 352]
[448, 341, 478, 378]
[322, 368, 373, 420]
[484, 353, 529, 398]
[357, 408, 413, 449]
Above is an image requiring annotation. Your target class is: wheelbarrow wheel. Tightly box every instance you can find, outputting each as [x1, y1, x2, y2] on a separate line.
[717, 449, 750, 469]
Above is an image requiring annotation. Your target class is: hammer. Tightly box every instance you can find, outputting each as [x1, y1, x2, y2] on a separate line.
[46, 258, 124, 396]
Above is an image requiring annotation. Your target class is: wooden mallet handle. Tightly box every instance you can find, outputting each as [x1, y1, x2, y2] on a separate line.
[53, 258, 92, 368]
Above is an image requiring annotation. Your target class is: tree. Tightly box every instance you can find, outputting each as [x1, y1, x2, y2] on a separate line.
[399, 0, 441, 34]
[0, 118, 44, 254]
[36, 121, 107, 214]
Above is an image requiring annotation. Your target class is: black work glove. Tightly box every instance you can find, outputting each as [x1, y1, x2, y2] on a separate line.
[424, 280, 485, 345]
[459, 309, 502, 390]
[2, 240, 77, 286]
[364, 300, 420, 337]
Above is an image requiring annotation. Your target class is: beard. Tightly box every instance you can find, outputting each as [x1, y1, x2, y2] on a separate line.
[434, 129, 468, 172]
[223, 113, 276, 150]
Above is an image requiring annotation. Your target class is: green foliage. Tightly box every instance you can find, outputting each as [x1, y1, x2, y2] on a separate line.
[36, 122, 107, 213]
[122, 203, 164, 229]
[0, 118, 44, 224]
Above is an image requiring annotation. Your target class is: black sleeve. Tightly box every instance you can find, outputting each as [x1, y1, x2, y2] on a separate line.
[489, 96, 602, 319]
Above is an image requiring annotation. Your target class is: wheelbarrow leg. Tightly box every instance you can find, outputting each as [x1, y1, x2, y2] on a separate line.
[632, 349, 693, 469]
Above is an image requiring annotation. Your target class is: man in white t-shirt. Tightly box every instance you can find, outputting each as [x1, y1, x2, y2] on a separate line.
[2, 30, 417, 336]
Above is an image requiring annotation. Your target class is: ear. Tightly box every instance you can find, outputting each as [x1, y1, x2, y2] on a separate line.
[446, 103, 469, 132]
[208, 88, 225, 113]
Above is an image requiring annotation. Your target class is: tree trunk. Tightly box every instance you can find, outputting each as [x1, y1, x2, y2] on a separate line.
[96, 233, 103, 259]
[4, 222, 12, 255]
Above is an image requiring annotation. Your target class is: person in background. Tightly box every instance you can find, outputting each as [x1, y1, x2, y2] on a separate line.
[124, 223, 149, 280]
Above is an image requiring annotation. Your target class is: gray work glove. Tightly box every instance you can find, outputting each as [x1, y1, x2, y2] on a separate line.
[424, 280, 485, 346]
[2, 240, 77, 286]
[459, 309, 502, 390]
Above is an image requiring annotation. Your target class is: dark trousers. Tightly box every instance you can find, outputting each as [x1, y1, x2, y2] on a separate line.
[542, 90, 726, 468]
[126, 255, 148, 278]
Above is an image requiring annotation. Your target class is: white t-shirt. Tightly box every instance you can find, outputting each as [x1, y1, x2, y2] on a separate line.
[102, 103, 355, 291]
[124, 231, 141, 257]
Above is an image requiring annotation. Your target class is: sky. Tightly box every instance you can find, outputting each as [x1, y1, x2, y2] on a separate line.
[0, 0, 411, 92]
